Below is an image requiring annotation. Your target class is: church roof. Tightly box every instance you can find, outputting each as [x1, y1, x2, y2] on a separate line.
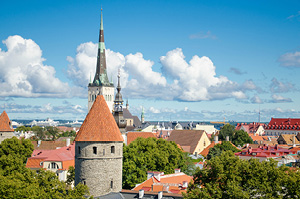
[0, 111, 14, 132]
[75, 95, 123, 142]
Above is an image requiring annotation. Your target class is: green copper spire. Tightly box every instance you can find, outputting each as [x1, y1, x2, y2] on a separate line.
[90, 8, 112, 87]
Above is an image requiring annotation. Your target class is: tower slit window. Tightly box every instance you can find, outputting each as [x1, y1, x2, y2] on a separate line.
[78, 146, 81, 154]
[111, 146, 115, 154]
[93, 147, 97, 154]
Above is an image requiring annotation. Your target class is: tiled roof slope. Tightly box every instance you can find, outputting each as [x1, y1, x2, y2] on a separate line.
[31, 140, 67, 150]
[127, 132, 156, 145]
[266, 118, 300, 131]
[75, 95, 123, 142]
[0, 111, 14, 132]
[167, 130, 205, 153]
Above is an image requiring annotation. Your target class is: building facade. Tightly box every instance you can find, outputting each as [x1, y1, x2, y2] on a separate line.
[88, 10, 114, 112]
[265, 118, 300, 136]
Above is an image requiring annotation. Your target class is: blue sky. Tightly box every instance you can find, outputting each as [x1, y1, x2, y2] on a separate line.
[1, 0, 300, 122]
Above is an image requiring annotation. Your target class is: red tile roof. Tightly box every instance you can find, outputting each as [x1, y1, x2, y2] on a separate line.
[31, 140, 68, 150]
[0, 111, 14, 132]
[235, 122, 266, 134]
[26, 144, 75, 170]
[266, 118, 300, 131]
[133, 172, 192, 194]
[75, 95, 123, 142]
[200, 141, 222, 157]
[127, 132, 156, 145]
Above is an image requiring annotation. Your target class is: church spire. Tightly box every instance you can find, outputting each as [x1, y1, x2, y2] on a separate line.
[92, 9, 111, 86]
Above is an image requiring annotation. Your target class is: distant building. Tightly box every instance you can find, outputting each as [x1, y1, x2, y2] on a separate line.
[167, 130, 211, 155]
[235, 122, 266, 136]
[126, 132, 157, 145]
[195, 124, 217, 135]
[26, 142, 74, 182]
[235, 144, 297, 162]
[265, 118, 300, 136]
[277, 134, 300, 146]
[133, 169, 192, 195]
[87, 10, 114, 112]
[0, 111, 14, 143]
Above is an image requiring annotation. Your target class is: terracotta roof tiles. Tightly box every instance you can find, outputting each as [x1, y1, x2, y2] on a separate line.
[75, 95, 123, 142]
[127, 132, 156, 145]
[0, 111, 14, 132]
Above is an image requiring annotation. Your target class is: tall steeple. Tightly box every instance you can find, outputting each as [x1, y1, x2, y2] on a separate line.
[113, 69, 127, 137]
[92, 8, 111, 86]
[88, 9, 114, 112]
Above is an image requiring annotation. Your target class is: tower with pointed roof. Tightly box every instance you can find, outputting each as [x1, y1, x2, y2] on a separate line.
[0, 111, 14, 144]
[141, 107, 145, 124]
[88, 9, 114, 112]
[113, 70, 127, 142]
[75, 95, 123, 197]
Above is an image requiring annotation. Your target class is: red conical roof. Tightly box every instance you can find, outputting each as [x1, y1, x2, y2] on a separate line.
[0, 111, 14, 132]
[75, 95, 123, 142]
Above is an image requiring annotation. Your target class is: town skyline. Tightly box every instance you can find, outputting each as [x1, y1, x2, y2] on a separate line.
[1, 0, 300, 122]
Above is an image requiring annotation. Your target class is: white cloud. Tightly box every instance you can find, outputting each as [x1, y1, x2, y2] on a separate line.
[269, 94, 292, 103]
[0, 35, 69, 97]
[250, 95, 262, 104]
[278, 51, 300, 67]
[149, 106, 160, 114]
[189, 31, 217, 40]
[270, 78, 294, 93]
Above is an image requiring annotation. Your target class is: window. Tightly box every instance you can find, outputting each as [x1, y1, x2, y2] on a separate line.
[111, 180, 113, 189]
[103, 149, 105, 155]
[78, 146, 81, 154]
[48, 162, 59, 169]
[252, 153, 257, 156]
[203, 141, 206, 147]
[111, 146, 115, 154]
[93, 147, 97, 154]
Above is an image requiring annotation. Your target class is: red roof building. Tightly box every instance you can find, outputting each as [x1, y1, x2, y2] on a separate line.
[126, 131, 157, 145]
[26, 143, 75, 182]
[0, 111, 14, 143]
[133, 169, 192, 195]
[235, 122, 266, 136]
[235, 144, 297, 162]
[265, 118, 300, 136]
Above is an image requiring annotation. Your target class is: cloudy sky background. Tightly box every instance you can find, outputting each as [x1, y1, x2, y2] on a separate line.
[1, 0, 300, 122]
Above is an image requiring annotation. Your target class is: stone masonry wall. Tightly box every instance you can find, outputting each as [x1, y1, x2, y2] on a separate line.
[75, 141, 123, 197]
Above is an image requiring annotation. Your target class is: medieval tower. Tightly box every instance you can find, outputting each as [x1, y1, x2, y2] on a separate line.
[88, 10, 114, 112]
[75, 95, 124, 197]
[113, 70, 127, 143]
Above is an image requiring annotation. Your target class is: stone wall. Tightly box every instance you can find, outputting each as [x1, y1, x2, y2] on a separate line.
[0, 132, 14, 144]
[75, 141, 123, 197]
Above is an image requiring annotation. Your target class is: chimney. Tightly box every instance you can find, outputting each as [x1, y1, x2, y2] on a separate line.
[139, 189, 144, 199]
[246, 143, 249, 148]
[275, 144, 278, 150]
[154, 172, 161, 181]
[182, 181, 188, 188]
[248, 147, 252, 154]
[147, 171, 153, 180]
[66, 138, 70, 147]
[293, 135, 296, 147]
[214, 135, 219, 144]
[158, 191, 163, 199]
[37, 140, 41, 148]
[226, 136, 229, 141]
[175, 168, 181, 173]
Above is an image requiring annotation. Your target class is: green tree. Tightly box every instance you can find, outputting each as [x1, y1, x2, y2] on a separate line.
[123, 137, 194, 189]
[45, 126, 59, 141]
[0, 137, 89, 198]
[184, 151, 300, 199]
[218, 124, 253, 147]
[66, 166, 75, 186]
[206, 141, 240, 160]
[15, 126, 31, 132]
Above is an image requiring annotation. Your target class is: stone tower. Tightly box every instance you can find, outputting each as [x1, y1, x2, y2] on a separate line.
[88, 10, 114, 113]
[141, 106, 145, 124]
[113, 70, 127, 142]
[75, 95, 124, 197]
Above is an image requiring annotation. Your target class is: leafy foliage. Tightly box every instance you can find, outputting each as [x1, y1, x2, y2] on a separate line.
[66, 166, 75, 185]
[218, 124, 253, 147]
[206, 141, 240, 160]
[184, 151, 300, 199]
[123, 137, 194, 189]
[0, 137, 89, 198]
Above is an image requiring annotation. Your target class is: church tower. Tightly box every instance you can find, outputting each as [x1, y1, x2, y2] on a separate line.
[75, 95, 123, 197]
[88, 10, 114, 112]
[113, 70, 127, 142]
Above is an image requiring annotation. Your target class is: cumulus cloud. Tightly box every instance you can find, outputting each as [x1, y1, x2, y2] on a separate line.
[269, 94, 292, 103]
[278, 51, 300, 67]
[0, 35, 69, 97]
[250, 95, 263, 104]
[270, 78, 294, 93]
[189, 31, 217, 40]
